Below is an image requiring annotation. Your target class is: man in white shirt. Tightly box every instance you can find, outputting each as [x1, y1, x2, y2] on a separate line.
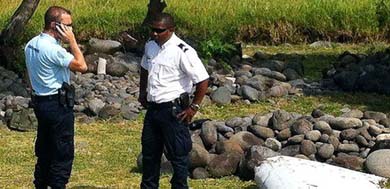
[138, 12, 209, 189]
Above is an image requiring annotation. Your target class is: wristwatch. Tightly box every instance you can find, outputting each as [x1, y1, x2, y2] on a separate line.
[190, 103, 200, 111]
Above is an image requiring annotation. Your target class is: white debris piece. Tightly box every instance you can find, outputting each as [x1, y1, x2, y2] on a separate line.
[255, 156, 385, 189]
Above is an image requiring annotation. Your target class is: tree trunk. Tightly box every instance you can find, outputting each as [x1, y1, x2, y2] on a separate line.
[0, 0, 40, 45]
[142, 0, 167, 26]
[0, 0, 40, 70]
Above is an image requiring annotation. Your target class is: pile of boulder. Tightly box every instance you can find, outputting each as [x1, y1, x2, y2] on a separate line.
[207, 51, 309, 105]
[0, 37, 317, 131]
[0, 38, 144, 131]
[137, 108, 390, 180]
[322, 48, 390, 94]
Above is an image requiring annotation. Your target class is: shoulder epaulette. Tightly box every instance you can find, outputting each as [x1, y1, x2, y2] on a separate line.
[178, 43, 189, 52]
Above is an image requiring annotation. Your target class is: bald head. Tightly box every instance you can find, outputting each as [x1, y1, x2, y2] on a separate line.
[44, 6, 71, 30]
[151, 12, 175, 29]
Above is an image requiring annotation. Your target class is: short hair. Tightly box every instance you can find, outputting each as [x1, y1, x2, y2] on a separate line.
[152, 12, 175, 28]
[44, 6, 71, 30]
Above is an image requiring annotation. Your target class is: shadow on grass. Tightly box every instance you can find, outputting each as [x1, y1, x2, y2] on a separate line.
[307, 91, 390, 114]
[70, 186, 110, 189]
[243, 184, 258, 189]
[129, 166, 141, 173]
[267, 52, 390, 114]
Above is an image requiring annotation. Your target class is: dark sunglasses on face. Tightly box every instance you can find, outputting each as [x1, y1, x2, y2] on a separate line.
[150, 27, 167, 34]
[55, 22, 73, 27]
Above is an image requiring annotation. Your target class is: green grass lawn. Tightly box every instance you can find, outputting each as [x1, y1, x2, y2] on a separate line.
[1, 0, 389, 44]
[0, 116, 257, 188]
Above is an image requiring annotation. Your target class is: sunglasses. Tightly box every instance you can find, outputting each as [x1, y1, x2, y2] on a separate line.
[55, 22, 73, 27]
[150, 27, 168, 34]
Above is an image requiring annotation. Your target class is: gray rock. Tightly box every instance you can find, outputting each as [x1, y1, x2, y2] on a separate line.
[328, 135, 340, 149]
[338, 144, 360, 153]
[120, 105, 138, 120]
[283, 68, 301, 81]
[311, 109, 325, 118]
[329, 117, 362, 130]
[239, 85, 259, 101]
[8, 109, 37, 132]
[234, 70, 252, 78]
[200, 121, 218, 149]
[237, 145, 280, 180]
[340, 128, 359, 140]
[314, 121, 333, 135]
[98, 104, 121, 119]
[191, 130, 205, 148]
[229, 131, 264, 151]
[305, 130, 321, 142]
[363, 111, 387, 123]
[248, 125, 274, 139]
[277, 128, 292, 141]
[334, 154, 365, 171]
[106, 62, 129, 77]
[269, 110, 292, 131]
[368, 125, 383, 136]
[252, 113, 272, 126]
[269, 85, 289, 97]
[319, 134, 330, 143]
[290, 119, 313, 135]
[379, 118, 390, 128]
[88, 38, 122, 54]
[215, 122, 234, 133]
[264, 138, 282, 151]
[244, 75, 273, 91]
[192, 167, 209, 179]
[190, 143, 210, 168]
[210, 87, 232, 105]
[356, 135, 369, 147]
[376, 134, 390, 141]
[317, 143, 334, 159]
[288, 134, 305, 144]
[215, 140, 244, 154]
[253, 68, 286, 81]
[300, 140, 317, 156]
[280, 145, 301, 156]
[86, 98, 105, 116]
[255, 60, 285, 72]
[341, 109, 364, 118]
[226, 117, 244, 128]
[207, 152, 242, 178]
[366, 149, 390, 177]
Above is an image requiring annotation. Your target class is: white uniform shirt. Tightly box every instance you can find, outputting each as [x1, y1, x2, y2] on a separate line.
[141, 33, 209, 103]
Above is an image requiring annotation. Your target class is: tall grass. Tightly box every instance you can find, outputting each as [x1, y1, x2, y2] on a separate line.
[0, 0, 388, 44]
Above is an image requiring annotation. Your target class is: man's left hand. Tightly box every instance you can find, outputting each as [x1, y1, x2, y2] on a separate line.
[177, 107, 197, 124]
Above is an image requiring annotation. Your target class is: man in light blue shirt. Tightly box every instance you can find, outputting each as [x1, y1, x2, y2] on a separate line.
[24, 6, 87, 189]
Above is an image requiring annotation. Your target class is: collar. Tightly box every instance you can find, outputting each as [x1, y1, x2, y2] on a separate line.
[40, 32, 60, 45]
[160, 33, 178, 49]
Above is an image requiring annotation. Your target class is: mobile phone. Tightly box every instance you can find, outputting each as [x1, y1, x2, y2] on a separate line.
[55, 22, 64, 33]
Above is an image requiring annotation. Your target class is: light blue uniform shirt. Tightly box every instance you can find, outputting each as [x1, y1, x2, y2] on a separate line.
[25, 33, 74, 96]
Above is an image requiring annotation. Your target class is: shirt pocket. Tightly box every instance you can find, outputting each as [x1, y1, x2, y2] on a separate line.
[155, 58, 178, 81]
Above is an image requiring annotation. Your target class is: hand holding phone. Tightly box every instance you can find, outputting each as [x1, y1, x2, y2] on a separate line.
[55, 22, 66, 35]
[55, 22, 74, 43]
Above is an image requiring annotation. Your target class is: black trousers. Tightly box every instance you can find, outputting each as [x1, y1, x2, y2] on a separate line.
[141, 102, 192, 189]
[32, 94, 74, 189]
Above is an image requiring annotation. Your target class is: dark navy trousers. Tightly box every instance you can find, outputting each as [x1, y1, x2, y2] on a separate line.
[32, 94, 75, 189]
[141, 102, 192, 189]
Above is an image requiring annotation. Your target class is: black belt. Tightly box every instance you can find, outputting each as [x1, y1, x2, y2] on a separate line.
[33, 94, 59, 102]
[147, 99, 179, 109]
